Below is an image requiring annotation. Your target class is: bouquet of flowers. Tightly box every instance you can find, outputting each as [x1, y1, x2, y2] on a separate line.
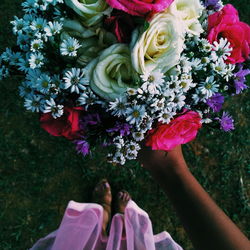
[1, 0, 249, 165]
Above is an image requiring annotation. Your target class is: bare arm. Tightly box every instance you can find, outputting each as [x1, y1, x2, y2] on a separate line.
[139, 145, 250, 250]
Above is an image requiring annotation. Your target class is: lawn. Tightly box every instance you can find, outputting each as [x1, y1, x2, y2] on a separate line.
[0, 0, 249, 249]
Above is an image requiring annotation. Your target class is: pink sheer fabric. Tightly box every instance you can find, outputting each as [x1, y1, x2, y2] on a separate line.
[30, 200, 183, 250]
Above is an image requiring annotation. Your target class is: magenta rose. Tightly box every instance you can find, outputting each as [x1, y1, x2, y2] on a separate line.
[104, 10, 135, 43]
[207, 4, 250, 64]
[146, 110, 202, 151]
[105, 0, 174, 16]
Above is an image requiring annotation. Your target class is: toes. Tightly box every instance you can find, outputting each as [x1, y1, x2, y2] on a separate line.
[124, 192, 130, 202]
[118, 191, 131, 202]
[103, 181, 111, 191]
[125, 193, 130, 201]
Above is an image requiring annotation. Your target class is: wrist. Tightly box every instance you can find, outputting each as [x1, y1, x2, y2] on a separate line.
[142, 146, 188, 174]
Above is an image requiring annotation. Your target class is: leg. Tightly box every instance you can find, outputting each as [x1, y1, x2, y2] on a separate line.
[114, 190, 131, 237]
[92, 179, 112, 236]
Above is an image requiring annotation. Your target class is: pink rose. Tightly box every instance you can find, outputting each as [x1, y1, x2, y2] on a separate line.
[105, 0, 174, 16]
[146, 110, 202, 151]
[104, 10, 135, 43]
[207, 4, 250, 64]
[40, 107, 84, 140]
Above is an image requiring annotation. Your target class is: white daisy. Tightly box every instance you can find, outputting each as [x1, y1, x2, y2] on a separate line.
[132, 131, 145, 142]
[63, 68, 89, 94]
[202, 118, 213, 124]
[30, 18, 47, 32]
[180, 56, 192, 73]
[51, 74, 62, 88]
[18, 56, 32, 73]
[224, 64, 235, 82]
[211, 38, 232, 61]
[21, 0, 39, 13]
[150, 97, 165, 112]
[17, 34, 30, 51]
[138, 115, 153, 132]
[201, 57, 210, 65]
[37, 73, 51, 94]
[112, 152, 126, 165]
[30, 39, 44, 52]
[9, 52, 23, 66]
[126, 105, 146, 125]
[19, 81, 34, 98]
[179, 75, 195, 92]
[114, 136, 125, 149]
[126, 141, 141, 154]
[29, 52, 44, 69]
[173, 93, 186, 110]
[109, 96, 127, 117]
[10, 16, 29, 35]
[140, 71, 164, 95]
[78, 90, 98, 110]
[39, 0, 50, 11]
[43, 98, 64, 119]
[198, 76, 219, 99]
[0, 65, 9, 80]
[192, 89, 206, 104]
[200, 38, 212, 53]
[26, 68, 42, 84]
[127, 88, 137, 96]
[190, 58, 202, 71]
[24, 95, 44, 112]
[44, 21, 63, 36]
[158, 108, 176, 124]
[166, 76, 181, 92]
[162, 88, 175, 102]
[60, 37, 82, 57]
[1, 48, 13, 62]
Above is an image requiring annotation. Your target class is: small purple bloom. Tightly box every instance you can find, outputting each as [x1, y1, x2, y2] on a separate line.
[234, 65, 250, 94]
[74, 139, 90, 156]
[80, 113, 101, 130]
[216, 112, 235, 132]
[106, 122, 132, 136]
[203, 0, 222, 10]
[206, 93, 224, 112]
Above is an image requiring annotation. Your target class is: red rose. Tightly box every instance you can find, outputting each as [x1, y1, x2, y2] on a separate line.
[207, 4, 250, 64]
[40, 107, 84, 140]
[104, 10, 135, 43]
[146, 110, 202, 151]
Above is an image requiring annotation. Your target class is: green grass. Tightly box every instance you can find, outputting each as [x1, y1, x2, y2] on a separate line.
[0, 1, 249, 249]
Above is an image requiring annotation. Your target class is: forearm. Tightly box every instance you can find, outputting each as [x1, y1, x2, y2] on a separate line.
[144, 149, 249, 250]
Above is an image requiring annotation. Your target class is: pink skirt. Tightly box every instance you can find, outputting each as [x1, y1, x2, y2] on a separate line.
[30, 200, 183, 250]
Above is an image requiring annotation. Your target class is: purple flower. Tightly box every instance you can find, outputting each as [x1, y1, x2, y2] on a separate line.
[206, 93, 224, 112]
[106, 122, 132, 136]
[234, 65, 250, 94]
[80, 113, 101, 130]
[74, 139, 90, 156]
[203, 0, 222, 10]
[216, 112, 235, 132]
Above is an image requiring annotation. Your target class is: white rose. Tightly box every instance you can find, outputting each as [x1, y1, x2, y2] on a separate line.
[87, 44, 138, 101]
[168, 0, 204, 36]
[131, 12, 185, 75]
[64, 0, 112, 27]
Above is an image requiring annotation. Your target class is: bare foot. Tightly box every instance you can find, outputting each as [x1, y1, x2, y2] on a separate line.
[115, 190, 131, 214]
[92, 179, 112, 235]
